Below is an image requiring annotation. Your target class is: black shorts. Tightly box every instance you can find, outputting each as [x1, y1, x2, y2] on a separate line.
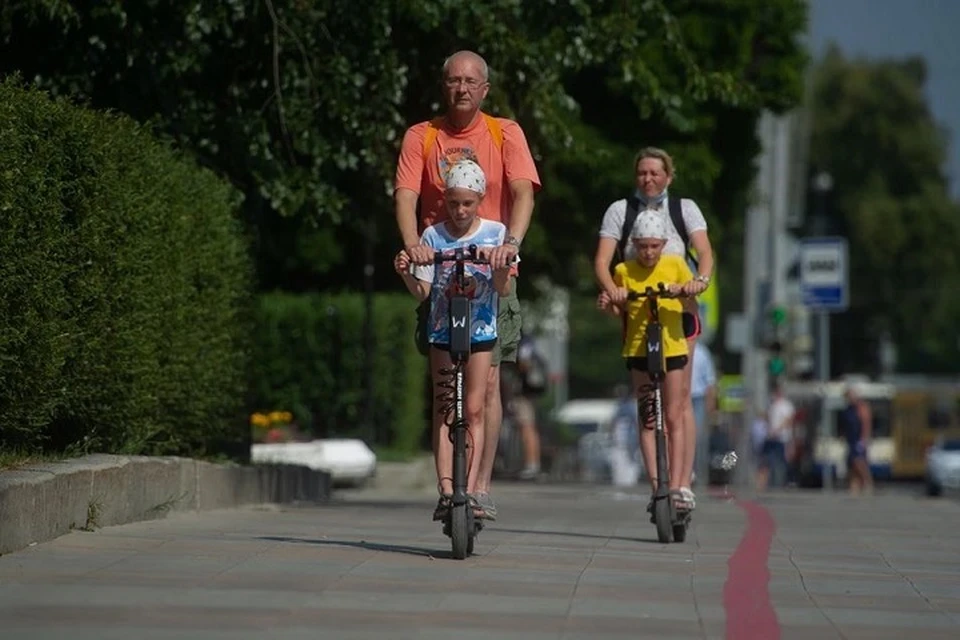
[430, 339, 496, 354]
[682, 312, 701, 339]
[625, 355, 688, 372]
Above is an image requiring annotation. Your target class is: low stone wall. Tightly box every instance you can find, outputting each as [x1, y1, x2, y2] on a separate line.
[0, 454, 330, 555]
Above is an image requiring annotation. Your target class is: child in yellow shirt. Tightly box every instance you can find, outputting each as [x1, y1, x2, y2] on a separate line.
[598, 211, 698, 508]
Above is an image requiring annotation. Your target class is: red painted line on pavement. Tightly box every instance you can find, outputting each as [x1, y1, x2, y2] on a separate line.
[721, 496, 780, 640]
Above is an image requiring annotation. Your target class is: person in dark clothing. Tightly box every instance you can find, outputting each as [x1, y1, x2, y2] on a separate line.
[841, 384, 874, 495]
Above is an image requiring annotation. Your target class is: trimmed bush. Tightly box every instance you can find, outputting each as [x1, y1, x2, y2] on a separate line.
[0, 78, 253, 457]
[251, 293, 427, 454]
[567, 294, 631, 398]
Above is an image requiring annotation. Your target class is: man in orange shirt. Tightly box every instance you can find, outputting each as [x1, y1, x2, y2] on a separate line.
[394, 50, 541, 520]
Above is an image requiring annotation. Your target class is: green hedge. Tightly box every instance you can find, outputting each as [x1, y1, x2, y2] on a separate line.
[567, 294, 631, 398]
[251, 293, 428, 454]
[0, 78, 253, 458]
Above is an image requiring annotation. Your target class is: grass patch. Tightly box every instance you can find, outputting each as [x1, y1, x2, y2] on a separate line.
[373, 447, 424, 463]
[0, 448, 65, 471]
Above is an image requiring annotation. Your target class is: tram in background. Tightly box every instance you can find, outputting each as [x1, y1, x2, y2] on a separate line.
[783, 377, 960, 486]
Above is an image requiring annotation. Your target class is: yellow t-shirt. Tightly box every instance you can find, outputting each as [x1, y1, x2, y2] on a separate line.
[614, 255, 694, 359]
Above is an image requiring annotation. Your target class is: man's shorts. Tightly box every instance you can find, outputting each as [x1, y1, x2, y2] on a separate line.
[846, 441, 868, 468]
[415, 276, 521, 367]
[511, 395, 537, 426]
[493, 276, 521, 366]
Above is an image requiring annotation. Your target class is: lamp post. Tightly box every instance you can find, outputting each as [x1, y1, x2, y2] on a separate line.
[361, 216, 376, 447]
[810, 170, 834, 490]
[810, 171, 833, 382]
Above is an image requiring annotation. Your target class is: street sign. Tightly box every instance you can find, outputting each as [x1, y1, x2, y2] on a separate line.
[799, 237, 849, 311]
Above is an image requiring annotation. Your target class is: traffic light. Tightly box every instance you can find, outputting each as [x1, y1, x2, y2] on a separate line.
[770, 305, 787, 327]
[768, 340, 786, 377]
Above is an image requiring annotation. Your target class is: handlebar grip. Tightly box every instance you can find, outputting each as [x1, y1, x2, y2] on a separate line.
[625, 283, 671, 300]
[432, 243, 490, 265]
[432, 255, 491, 265]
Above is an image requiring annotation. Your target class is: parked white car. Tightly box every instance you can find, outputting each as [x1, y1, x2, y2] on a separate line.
[553, 398, 644, 485]
[925, 437, 960, 496]
[251, 439, 377, 486]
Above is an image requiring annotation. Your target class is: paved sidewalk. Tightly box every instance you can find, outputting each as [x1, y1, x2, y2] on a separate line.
[0, 482, 958, 639]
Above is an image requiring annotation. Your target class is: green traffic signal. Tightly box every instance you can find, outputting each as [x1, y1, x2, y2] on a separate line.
[769, 356, 786, 376]
[770, 305, 787, 326]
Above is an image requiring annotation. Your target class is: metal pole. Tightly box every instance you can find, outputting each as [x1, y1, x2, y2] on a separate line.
[817, 312, 830, 382]
[362, 219, 376, 446]
[811, 171, 833, 490]
[737, 113, 775, 488]
[328, 305, 341, 439]
[770, 115, 791, 310]
[817, 310, 832, 490]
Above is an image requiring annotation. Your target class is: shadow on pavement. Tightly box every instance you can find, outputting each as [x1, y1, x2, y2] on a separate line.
[320, 498, 430, 511]
[490, 527, 664, 545]
[257, 535, 454, 559]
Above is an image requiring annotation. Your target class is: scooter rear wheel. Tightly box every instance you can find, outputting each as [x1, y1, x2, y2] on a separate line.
[672, 522, 687, 542]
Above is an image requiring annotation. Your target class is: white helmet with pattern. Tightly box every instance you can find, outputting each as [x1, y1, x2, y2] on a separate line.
[630, 210, 668, 240]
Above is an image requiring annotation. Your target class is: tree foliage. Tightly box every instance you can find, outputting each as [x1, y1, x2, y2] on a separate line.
[808, 47, 960, 374]
[2, 0, 809, 299]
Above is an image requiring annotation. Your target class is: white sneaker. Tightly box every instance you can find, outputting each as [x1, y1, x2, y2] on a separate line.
[680, 487, 696, 510]
[518, 465, 540, 480]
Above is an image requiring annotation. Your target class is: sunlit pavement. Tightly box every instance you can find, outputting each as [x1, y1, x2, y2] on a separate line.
[1, 481, 958, 639]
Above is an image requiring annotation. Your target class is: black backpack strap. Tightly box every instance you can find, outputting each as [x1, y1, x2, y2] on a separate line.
[668, 195, 699, 270]
[618, 195, 642, 262]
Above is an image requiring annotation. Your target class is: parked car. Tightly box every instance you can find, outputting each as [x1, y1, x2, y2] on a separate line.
[925, 438, 960, 497]
[553, 399, 621, 484]
[251, 438, 377, 487]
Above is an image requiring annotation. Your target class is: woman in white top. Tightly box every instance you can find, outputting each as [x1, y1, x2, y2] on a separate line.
[593, 147, 716, 508]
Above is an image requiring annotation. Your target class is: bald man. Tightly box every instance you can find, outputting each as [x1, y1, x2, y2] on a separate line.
[394, 50, 541, 520]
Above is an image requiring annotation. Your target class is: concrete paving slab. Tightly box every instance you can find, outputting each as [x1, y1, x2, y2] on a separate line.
[0, 482, 958, 639]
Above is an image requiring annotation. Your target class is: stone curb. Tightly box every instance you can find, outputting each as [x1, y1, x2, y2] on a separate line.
[0, 454, 331, 555]
[369, 454, 435, 491]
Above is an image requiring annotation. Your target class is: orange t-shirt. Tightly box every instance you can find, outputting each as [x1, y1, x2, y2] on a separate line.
[394, 111, 542, 233]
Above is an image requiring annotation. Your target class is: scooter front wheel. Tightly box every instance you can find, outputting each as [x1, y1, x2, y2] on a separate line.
[654, 499, 672, 543]
[450, 503, 469, 559]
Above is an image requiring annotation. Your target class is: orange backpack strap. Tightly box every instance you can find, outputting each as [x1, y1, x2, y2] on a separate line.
[421, 116, 444, 158]
[421, 113, 504, 159]
[482, 113, 504, 149]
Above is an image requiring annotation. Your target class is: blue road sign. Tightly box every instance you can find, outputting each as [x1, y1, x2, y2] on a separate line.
[800, 237, 849, 312]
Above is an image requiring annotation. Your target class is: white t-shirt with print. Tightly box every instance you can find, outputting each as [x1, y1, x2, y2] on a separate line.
[413, 219, 507, 346]
[598, 195, 707, 261]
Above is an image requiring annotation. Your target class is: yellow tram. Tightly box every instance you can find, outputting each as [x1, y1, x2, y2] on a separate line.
[782, 377, 960, 483]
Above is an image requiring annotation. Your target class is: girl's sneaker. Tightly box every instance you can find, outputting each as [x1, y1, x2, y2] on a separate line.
[432, 494, 452, 521]
[679, 487, 696, 510]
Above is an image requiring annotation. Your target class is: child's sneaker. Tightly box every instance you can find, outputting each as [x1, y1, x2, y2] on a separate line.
[679, 487, 696, 510]
[432, 494, 453, 521]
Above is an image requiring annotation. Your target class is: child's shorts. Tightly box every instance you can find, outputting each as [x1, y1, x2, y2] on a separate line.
[430, 339, 497, 354]
[682, 312, 701, 339]
[625, 355, 688, 373]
